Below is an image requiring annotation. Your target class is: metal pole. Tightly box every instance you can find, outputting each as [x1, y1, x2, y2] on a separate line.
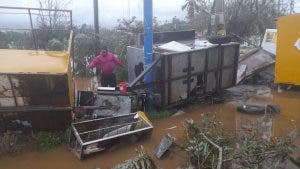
[70, 10, 73, 29]
[93, 0, 100, 40]
[143, 0, 153, 83]
[28, 9, 38, 50]
[143, 0, 153, 112]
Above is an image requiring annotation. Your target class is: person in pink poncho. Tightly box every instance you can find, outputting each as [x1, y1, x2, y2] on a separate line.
[89, 46, 125, 87]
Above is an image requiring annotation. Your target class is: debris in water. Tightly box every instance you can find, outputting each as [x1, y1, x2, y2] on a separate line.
[113, 146, 157, 169]
[172, 110, 186, 117]
[237, 105, 265, 114]
[224, 85, 272, 102]
[0, 131, 21, 155]
[237, 104, 280, 114]
[165, 126, 177, 130]
[178, 113, 294, 169]
[155, 133, 175, 159]
[266, 104, 280, 114]
[231, 137, 294, 169]
[183, 118, 226, 169]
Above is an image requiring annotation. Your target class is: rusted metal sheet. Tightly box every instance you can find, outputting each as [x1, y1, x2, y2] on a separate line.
[237, 49, 275, 84]
[0, 74, 72, 132]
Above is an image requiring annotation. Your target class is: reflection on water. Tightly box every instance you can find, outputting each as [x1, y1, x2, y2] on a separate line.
[0, 86, 299, 169]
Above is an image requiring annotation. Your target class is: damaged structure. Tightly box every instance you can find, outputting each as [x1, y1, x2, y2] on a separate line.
[69, 112, 153, 159]
[127, 30, 240, 108]
[0, 45, 74, 132]
[0, 7, 74, 132]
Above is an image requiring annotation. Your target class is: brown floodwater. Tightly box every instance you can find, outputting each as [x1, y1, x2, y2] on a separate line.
[1, 82, 300, 169]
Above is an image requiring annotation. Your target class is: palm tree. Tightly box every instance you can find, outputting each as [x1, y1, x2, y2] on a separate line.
[182, 0, 200, 21]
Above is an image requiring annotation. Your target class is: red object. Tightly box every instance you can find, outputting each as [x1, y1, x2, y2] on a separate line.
[119, 82, 128, 95]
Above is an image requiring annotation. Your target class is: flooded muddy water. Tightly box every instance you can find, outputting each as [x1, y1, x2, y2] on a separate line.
[0, 85, 300, 169]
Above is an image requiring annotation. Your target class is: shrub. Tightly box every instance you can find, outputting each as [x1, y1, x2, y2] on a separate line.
[0, 131, 21, 155]
[35, 129, 70, 151]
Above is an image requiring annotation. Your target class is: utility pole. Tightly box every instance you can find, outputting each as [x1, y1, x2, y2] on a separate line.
[290, 0, 295, 14]
[93, 0, 100, 44]
[277, 0, 281, 17]
[143, 0, 153, 111]
[143, 0, 153, 84]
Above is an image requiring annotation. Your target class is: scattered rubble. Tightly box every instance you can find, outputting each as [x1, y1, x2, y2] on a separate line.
[113, 146, 157, 169]
[266, 104, 280, 114]
[237, 104, 280, 114]
[0, 131, 21, 155]
[237, 48, 275, 86]
[224, 85, 272, 102]
[175, 113, 295, 169]
[155, 133, 175, 159]
[172, 110, 186, 117]
[165, 126, 177, 130]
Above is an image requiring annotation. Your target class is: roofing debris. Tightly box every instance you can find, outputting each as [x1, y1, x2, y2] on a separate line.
[237, 104, 280, 114]
[158, 41, 191, 52]
[155, 133, 175, 159]
[237, 48, 275, 85]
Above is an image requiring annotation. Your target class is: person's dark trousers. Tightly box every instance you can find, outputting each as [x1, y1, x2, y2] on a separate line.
[101, 73, 117, 87]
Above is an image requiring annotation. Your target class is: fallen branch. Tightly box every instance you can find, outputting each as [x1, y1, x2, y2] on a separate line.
[200, 133, 223, 169]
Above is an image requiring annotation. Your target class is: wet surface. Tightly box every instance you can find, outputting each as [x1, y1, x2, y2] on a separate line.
[0, 88, 300, 169]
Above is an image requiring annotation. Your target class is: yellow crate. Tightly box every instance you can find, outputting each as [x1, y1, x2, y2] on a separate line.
[275, 14, 300, 85]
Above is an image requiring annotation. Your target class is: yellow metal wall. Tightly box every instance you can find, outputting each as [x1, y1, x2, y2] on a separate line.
[275, 13, 300, 85]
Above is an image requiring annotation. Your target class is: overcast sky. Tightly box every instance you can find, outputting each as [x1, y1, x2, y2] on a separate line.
[0, 0, 299, 28]
[0, 0, 186, 28]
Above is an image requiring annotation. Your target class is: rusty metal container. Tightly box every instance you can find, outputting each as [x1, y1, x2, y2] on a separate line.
[127, 42, 240, 107]
[0, 40, 74, 132]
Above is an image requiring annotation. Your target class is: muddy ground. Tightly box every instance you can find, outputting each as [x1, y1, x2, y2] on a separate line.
[0, 85, 299, 169]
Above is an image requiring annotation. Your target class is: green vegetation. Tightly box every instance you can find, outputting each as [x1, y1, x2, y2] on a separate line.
[181, 0, 294, 43]
[35, 129, 70, 152]
[237, 137, 293, 169]
[0, 131, 21, 156]
[0, 129, 70, 156]
[180, 113, 294, 169]
[145, 111, 172, 120]
[183, 116, 233, 168]
[113, 146, 157, 169]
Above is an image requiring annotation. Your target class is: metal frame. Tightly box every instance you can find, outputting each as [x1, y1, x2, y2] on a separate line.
[0, 6, 73, 50]
[69, 113, 153, 159]
[0, 6, 75, 131]
[129, 43, 240, 108]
